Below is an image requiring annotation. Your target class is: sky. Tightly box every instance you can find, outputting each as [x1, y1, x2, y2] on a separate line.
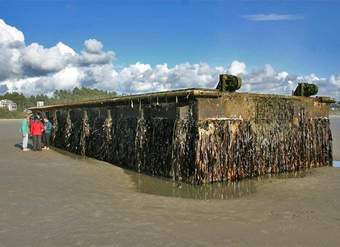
[0, 0, 339, 98]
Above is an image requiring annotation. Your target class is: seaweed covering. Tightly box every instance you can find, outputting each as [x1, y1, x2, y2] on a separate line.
[194, 118, 332, 183]
[45, 99, 333, 184]
[49, 106, 197, 181]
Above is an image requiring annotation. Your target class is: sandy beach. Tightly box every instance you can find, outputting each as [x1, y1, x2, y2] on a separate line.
[1, 119, 340, 246]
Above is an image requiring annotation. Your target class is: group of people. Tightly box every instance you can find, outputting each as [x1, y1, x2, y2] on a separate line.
[20, 111, 53, 151]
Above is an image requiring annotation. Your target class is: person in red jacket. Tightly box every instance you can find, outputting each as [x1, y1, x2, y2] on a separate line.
[30, 115, 44, 151]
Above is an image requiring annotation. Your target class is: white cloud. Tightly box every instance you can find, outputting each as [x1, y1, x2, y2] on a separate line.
[0, 18, 339, 100]
[0, 43, 22, 80]
[109, 62, 224, 93]
[84, 39, 103, 54]
[328, 75, 340, 99]
[297, 73, 320, 82]
[228, 60, 246, 76]
[0, 19, 24, 44]
[77, 39, 115, 66]
[330, 75, 340, 86]
[275, 71, 289, 81]
[243, 14, 303, 22]
[3, 66, 83, 95]
[246, 64, 276, 83]
[21, 42, 76, 75]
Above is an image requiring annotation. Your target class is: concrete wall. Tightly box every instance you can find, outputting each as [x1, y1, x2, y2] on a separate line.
[41, 92, 333, 184]
[192, 93, 332, 183]
[196, 93, 329, 121]
[46, 100, 196, 181]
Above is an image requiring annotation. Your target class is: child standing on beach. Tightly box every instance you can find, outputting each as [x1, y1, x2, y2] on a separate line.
[20, 113, 30, 151]
[30, 116, 44, 151]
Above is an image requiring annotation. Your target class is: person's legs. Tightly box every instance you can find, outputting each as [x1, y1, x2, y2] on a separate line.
[45, 133, 51, 149]
[28, 135, 32, 149]
[37, 135, 42, 151]
[22, 133, 28, 150]
[32, 135, 37, 151]
[42, 133, 46, 147]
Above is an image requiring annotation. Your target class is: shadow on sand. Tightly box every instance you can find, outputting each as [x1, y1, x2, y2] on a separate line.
[14, 143, 33, 150]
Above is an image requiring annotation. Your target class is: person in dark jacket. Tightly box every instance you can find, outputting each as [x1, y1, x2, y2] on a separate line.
[30, 116, 44, 151]
[42, 117, 52, 150]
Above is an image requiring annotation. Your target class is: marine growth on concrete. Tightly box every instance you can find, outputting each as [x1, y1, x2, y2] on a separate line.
[31, 88, 334, 184]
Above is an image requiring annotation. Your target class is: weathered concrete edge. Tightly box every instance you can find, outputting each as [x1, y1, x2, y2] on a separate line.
[29, 87, 335, 111]
[29, 88, 219, 110]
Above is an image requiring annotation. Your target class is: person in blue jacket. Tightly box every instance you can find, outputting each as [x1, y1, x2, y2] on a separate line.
[42, 117, 53, 150]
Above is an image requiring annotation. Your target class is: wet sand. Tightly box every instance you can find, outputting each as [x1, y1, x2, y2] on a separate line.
[1, 119, 340, 246]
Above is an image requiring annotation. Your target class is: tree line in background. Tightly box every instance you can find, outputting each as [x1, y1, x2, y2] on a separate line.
[1, 87, 118, 110]
[1, 87, 340, 118]
[0, 87, 118, 118]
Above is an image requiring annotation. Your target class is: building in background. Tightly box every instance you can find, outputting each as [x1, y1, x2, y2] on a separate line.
[36, 101, 44, 107]
[0, 99, 17, 111]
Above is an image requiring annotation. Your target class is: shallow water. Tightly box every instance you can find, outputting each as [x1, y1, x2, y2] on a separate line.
[333, 160, 340, 168]
[50, 145, 316, 200]
[126, 170, 314, 200]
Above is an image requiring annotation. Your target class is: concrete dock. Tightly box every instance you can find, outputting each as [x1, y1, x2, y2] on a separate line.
[1, 119, 340, 246]
[33, 88, 334, 183]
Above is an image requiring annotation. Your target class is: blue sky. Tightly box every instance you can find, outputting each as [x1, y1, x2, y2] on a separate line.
[1, 0, 339, 76]
[0, 0, 340, 97]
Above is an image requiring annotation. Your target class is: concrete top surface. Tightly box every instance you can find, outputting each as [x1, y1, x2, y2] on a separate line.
[29, 88, 220, 110]
[29, 87, 334, 111]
